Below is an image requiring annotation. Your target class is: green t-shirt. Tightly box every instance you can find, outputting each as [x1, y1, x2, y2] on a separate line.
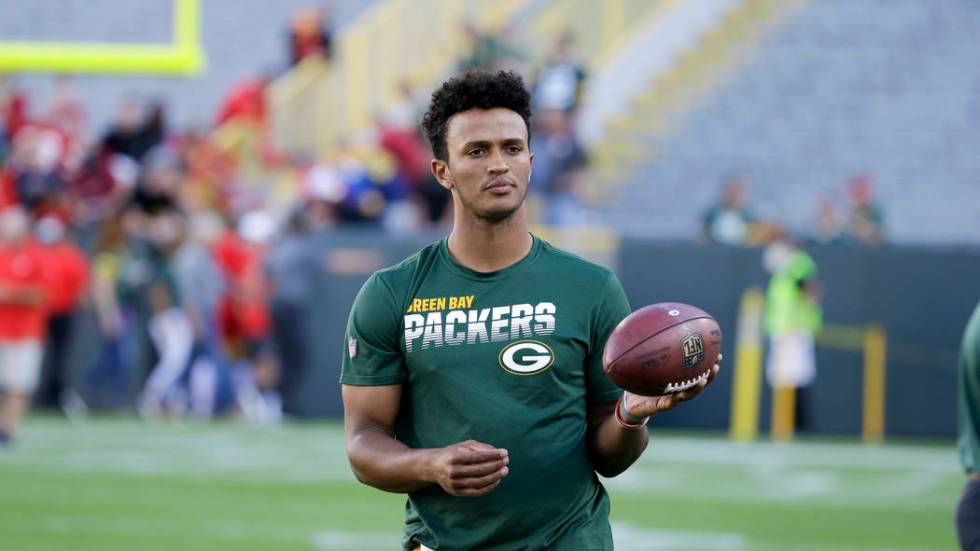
[958, 300, 980, 471]
[764, 250, 822, 336]
[341, 234, 631, 550]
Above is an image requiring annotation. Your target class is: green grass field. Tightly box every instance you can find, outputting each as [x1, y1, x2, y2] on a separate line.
[0, 417, 961, 550]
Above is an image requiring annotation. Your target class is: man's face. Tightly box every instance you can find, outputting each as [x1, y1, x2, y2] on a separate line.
[434, 108, 532, 222]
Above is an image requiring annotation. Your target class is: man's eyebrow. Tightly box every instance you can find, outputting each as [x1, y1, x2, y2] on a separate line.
[460, 140, 492, 150]
[460, 138, 527, 149]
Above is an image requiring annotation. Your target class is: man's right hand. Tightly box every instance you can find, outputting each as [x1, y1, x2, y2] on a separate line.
[344, 385, 508, 495]
[427, 440, 509, 497]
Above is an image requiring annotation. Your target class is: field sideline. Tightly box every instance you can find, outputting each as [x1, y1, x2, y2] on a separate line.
[0, 417, 960, 550]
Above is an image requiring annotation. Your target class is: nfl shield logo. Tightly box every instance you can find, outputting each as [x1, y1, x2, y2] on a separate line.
[681, 333, 704, 369]
[348, 337, 358, 359]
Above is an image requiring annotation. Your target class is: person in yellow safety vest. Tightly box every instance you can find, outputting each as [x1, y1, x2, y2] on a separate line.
[763, 233, 822, 431]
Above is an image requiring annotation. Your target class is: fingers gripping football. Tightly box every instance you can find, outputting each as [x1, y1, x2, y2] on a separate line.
[626, 354, 722, 418]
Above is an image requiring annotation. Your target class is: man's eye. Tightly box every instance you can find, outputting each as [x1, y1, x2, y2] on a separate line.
[468, 149, 485, 157]
[507, 146, 523, 154]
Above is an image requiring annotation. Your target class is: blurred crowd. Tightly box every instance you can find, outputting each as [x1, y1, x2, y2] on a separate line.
[0, 16, 595, 440]
[0, 75, 292, 434]
[702, 173, 885, 248]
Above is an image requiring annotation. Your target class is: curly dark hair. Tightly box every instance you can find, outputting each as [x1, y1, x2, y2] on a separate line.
[421, 70, 532, 161]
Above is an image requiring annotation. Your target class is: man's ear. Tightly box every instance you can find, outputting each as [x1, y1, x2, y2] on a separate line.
[432, 159, 453, 191]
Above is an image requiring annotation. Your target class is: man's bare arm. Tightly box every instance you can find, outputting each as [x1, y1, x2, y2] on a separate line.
[587, 358, 722, 477]
[586, 401, 649, 478]
[343, 384, 509, 496]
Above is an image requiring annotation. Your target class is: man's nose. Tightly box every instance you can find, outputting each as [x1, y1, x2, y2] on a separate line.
[487, 150, 510, 175]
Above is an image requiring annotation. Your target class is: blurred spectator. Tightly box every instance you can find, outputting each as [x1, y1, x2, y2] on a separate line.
[763, 231, 822, 433]
[0, 164, 15, 210]
[84, 217, 137, 407]
[533, 33, 587, 115]
[529, 109, 588, 225]
[33, 216, 89, 414]
[212, 211, 281, 422]
[384, 81, 425, 131]
[0, 77, 29, 142]
[287, 6, 333, 66]
[137, 208, 229, 420]
[326, 146, 399, 225]
[140, 279, 195, 418]
[216, 75, 270, 127]
[378, 120, 429, 187]
[45, 77, 86, 148]
[265, 209, 318, 415]
[377, 119, 432, 233]
[8, 124, 68, 214]
[70, 147, 125, 229]
[458, 23, 522, 73]
[169, 210, 234, 418]
[102, 100, 167, 163]
[846, 174, 884, 245]
[128, 146, 182, 217]
[112, 204, 181, 401]
[703, 176, 755, 245]
[0, 207, 48, 444]
[812, 196, 845, 245]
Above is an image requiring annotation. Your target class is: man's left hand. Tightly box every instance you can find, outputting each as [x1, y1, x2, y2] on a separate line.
[624, 354, 722, 419]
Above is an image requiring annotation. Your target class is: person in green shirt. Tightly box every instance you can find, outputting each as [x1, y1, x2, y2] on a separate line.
[763, 234, 822, 431]
[956, 300, 980, 550]
[340, 71, 721, 550]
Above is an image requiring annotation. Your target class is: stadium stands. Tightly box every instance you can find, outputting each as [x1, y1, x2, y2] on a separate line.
[594, 0, 980, 245]
[0, 0, 376, 131]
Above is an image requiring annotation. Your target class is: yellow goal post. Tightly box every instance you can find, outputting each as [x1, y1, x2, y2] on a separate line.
[0, 0, 204, 75]
[728, 287, 887, 444]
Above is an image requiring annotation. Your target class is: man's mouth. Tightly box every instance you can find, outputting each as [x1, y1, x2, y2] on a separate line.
[485, 179, 516, 194]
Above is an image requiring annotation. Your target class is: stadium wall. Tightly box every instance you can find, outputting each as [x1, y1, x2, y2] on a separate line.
[65, 232, 979, 439]
[276, 234, 976, 439]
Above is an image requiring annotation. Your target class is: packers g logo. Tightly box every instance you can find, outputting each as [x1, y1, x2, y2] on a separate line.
[498, 340, 554, 376]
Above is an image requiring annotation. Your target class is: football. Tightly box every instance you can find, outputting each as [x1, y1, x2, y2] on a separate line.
[603, 303, 722, 396]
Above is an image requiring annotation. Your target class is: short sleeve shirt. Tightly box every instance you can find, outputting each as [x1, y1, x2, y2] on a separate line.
[341, 235, 631, 550]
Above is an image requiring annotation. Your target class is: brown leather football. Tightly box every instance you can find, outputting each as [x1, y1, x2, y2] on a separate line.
[603, 303, 722, 396]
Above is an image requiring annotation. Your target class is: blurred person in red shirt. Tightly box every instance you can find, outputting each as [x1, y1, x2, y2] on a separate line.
[0, 166, 17, 210]
[216, 76, 270, 128]
[0, 76, 29, 141]
[287, 6, 333, 66]
[0, 207, 48, 444]
[212, 211, 281, 422]
[32, 215, 89, 413]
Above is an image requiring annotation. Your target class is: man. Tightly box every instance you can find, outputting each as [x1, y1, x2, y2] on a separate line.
[957, 300, 980, 550]
[702, 175, 755, 246]
[341, 71, 720, 550]
[34, 215, 89, 413]
[0, 207, 48, 445]
[763, 231, 821, 433]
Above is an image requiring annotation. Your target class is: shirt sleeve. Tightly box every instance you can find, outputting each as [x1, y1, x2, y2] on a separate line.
[586, 272, 632, 405]
[340, 272, 407, 386]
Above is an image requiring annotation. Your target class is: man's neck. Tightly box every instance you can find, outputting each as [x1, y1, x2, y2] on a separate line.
[447, 209, 533, 273]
